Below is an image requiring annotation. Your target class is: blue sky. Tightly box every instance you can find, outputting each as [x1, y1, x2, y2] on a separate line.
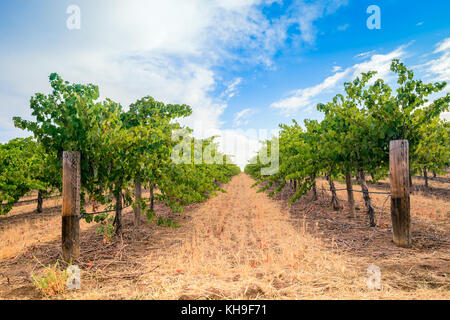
[0, 0, 449, 168]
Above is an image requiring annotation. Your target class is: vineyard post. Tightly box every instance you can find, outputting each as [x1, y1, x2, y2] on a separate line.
[389, 140, 411, 247]
[62, 151, 81, 262]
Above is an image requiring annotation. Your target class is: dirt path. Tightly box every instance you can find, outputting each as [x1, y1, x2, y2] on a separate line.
[132, 174, 363, 299]
[1, 174, 448, 299]
[273, 177, 450, 298]
[65, 174, 380, 299]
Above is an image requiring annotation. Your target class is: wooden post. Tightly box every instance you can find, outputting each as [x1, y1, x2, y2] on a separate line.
[390, 140, 411, 247]
[62, 151, 81, 263]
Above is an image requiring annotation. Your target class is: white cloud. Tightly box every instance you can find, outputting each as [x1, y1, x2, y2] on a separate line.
[0, 0, 349, 140]
[434, 38, 450, 54]
[234, 108, 257, 127]
[351, 46, 407, 80]
[285, 0, 349, 45]
[221, 78, 243, 100]
[187, 126, 269, 170]
[354, 50, 376, 59]
[422, 38, 450, 82]
[270, 39, 450, 116]
[271, 45, 407, 114]
[218, 129, 262, 170]
[442, 112, 450, 121]
[0, 0, 349, 172]
[415, 39, 450, 122]
[271, 69, 350, 114]
[337, 24, 349, 31]
[214, 128, 278, 170]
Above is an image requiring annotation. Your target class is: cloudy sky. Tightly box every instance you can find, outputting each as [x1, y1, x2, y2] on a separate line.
[1, 0, 449, 168]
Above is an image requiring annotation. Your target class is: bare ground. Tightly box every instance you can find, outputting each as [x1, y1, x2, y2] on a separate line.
[271, 176, 449, 295]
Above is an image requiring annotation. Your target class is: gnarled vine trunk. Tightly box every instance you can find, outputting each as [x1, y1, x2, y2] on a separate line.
[326, 172, 340, 211]
[37, 190, 43, 213]
[311, 174, 317, 201]
[149, 184, 154, 212]
[345, 172, 355, 217]
[134, 177, 142, 227]
[423, 167, 429, 188]
[113, 192, 123, 235]
[358, 168, 376, 227]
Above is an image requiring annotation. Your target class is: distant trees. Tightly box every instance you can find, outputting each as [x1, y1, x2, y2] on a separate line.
[413, 119, 449, 188]
[0, 138, 60, 215]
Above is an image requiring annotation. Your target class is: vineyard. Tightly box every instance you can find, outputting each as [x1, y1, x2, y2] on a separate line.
[0, 60, 449, 300]
[246, 60, 449, 229]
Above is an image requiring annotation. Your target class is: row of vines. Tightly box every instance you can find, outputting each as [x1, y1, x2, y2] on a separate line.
[1, 73, 240, 236]
[245, 60, 449, 227]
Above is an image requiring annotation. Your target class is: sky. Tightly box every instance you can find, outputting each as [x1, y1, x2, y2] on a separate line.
[0, 0, 449, 168]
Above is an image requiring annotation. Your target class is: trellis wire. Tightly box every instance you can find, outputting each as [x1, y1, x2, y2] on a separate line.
[1, 193, 62, 207]
[333, 188, 391, 195]
[79, 203, 132, 220]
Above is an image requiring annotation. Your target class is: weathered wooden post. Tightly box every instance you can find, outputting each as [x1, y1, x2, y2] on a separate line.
[62, 151, 81, 262]
[389, 140, 411, 247]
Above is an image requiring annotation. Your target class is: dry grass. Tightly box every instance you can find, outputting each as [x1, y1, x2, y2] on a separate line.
[1, 174, 449, 300]
[0, 198, 63, 260]
[0, 190, 156, 261]
[135, 175, 366, 299]
[0, 198, 92, 260]
[315, 176, 450, 230]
